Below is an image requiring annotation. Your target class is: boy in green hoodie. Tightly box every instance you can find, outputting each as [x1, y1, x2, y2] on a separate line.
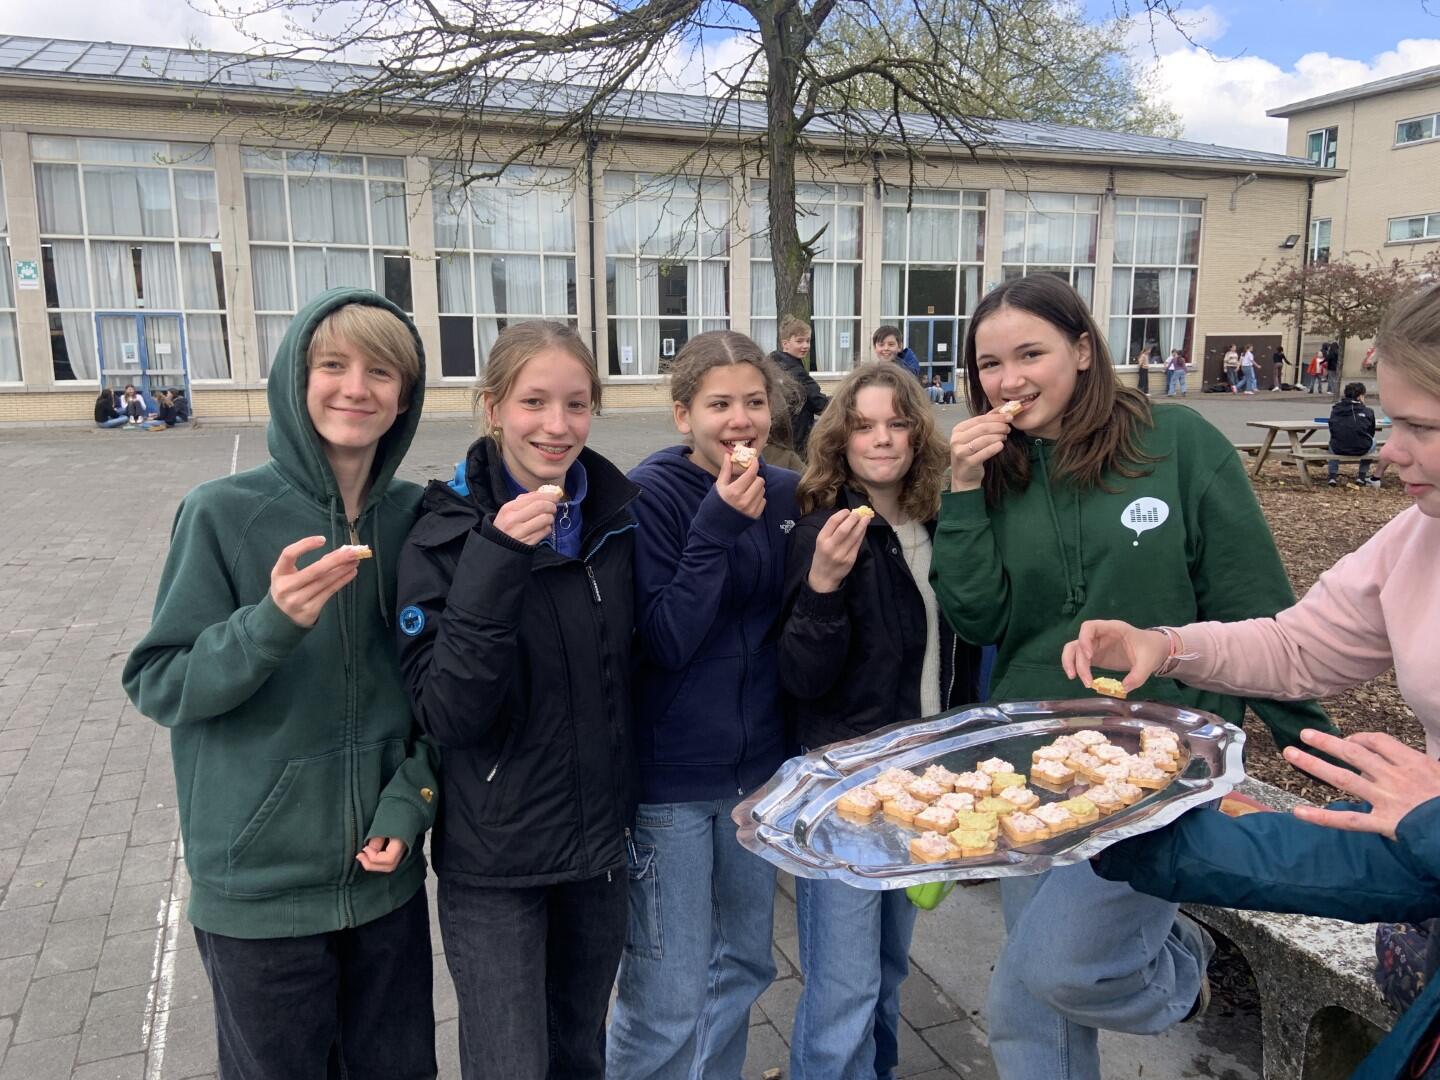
[123, 289, 438, 1080]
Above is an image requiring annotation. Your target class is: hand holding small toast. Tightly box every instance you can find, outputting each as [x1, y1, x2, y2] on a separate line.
[270, 536, 363, 628]
[493, 490, 561, 546]
[948, 407, 1017, 491]
[1062, 620, 1170, 693]
[717, 451, 766, 519]
[807, 508, 868, 593]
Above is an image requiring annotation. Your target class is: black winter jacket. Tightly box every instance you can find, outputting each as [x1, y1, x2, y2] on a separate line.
[779, 489, 981, 749]
[1328, 398, 1377, 457]
[395, 439, 639, 887]
[770, 349, 830, 454]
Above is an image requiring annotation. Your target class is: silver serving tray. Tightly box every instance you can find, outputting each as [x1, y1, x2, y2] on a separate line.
[733, 698, 1245, 888]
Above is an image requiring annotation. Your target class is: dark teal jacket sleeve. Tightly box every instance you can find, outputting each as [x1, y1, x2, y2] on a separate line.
[1095, 798, 1440, 926]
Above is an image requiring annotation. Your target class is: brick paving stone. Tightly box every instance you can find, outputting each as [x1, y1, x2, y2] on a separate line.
[128, 808, 178, 848]
[76, 1008, 146, 1066]
[35, 915, 108, 977]
[93, 772, 144, 805]
[117, 842, 176, 889]
[54, 872, 120, 924]
[94, 929, 159, 994]
[20, 825, 82, 869]
[84, 987, 151, 1026]
[156, 1004, 218, 1080]
[15, 969, 96, 1043]
[102, 745, 152, 777]
[0, 1032, 78, 1080]
[72, 1055, 145, 1080]
[901, 968, 965, 1030]
[63, 742, 112, 772]
[69, 836, 129, 879]
[37, 792, 96, 832]
[0, 1017, 10, 1073]
[81, 800, 135, 840]
[0, 860, 68, 909]
[0, 955, 37, 1016]
[50, 766, 103, 797]
[0, 750, 26, 775]
[756, 974, 800, 1036]
[107, 881, 169, 935]
[0, 726, 40, 752]
[741, 1020, 790, 1080]
[0, 903, 55, 959]
[917, 1019, 1000, 1080]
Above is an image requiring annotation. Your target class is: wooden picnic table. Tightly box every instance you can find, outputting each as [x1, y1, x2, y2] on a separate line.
[1246, 418, 1389, 488]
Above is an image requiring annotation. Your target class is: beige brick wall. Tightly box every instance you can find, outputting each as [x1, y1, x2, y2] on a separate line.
[0, 82, 1319, 417]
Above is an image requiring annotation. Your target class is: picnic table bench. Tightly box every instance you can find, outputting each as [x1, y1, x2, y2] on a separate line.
[1245, 420, 1388, 488]
[1184, 778, 1396, 1079]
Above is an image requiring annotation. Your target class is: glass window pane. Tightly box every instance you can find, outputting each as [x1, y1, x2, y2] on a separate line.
[377, 253, 412, 311]
[31, 135, 78, 161]
[1110, 268, 1131, 316]
[370, 181, 408, 247]
[544, 257, 576, 316]
[911, 208, 958, 262]
[366, 156, 405, 178]
[882, 208, 907, 261]
[79, 138, 169, 164]
[1113, 215, 1134, 264]
[439, 315, 477, 377]
[1074, 214, 1099, 264]
[180, 244, 222, 309]
[433, 187, 467, 251]
[244, 175, 289, 242]
[36, 164, 84, 233]
[542, 189, 577, 253]
[83, 167, 174, 237]
[1002, 212, 1026, 263]
[175, 171, 219, 238]
[241, 147, 284, 170]
[1114, 197, 1137, 212]
[187, 313, 230, 379]
[1137, 198, 1180, 214]
[1179, 216, 1201, 264]
[1182, 199, 1204, 215]
[249, 246, 292, 310]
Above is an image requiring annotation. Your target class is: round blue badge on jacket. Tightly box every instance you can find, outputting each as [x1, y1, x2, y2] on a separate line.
[399, 605, 426, 637]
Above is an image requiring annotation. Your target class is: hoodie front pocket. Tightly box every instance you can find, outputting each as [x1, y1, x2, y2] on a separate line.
[226, 752, 348, 897]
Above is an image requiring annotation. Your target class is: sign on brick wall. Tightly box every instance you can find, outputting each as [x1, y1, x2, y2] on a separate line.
[14, 259, 38, 290]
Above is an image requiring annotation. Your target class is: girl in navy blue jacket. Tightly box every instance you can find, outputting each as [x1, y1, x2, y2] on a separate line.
[607, 330, 801, 1080]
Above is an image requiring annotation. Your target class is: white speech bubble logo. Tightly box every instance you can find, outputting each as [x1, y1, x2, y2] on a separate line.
[1121, 497, 1169, 546]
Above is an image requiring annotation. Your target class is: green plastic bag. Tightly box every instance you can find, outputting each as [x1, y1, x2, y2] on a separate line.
[906, 880, 957, 911]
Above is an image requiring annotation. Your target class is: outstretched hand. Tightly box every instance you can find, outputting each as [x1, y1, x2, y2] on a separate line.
[1284, 729, 1440, 840]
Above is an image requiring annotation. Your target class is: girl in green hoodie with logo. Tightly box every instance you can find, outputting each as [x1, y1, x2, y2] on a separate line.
[931, 274, 1334, 1080]
[124, 289, 439, 1080]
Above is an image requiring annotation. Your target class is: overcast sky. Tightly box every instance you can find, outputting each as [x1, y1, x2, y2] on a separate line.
[8, 0, 1440, 152]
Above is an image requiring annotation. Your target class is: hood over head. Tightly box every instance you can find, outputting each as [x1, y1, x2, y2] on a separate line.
[265, 287, 426, 508]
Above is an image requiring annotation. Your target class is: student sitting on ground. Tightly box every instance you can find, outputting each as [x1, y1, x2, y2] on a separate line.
[122, 289, 439, 1079]
[94, 387, 127, 428]
[1328, 380, 1384, 487]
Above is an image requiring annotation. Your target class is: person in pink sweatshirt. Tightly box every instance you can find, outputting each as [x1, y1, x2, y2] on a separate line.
[1058, 280, 1440, 1080]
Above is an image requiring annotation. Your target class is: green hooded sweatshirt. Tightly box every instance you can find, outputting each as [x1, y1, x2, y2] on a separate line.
[123, 288, 438, 939]
[931, 403, 1334, 749]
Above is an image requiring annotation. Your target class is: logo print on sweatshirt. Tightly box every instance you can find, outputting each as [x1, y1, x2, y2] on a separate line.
[1121, 497, 1170, 547]
[399, 605, 426, 637]
[780, 519, 795, 534]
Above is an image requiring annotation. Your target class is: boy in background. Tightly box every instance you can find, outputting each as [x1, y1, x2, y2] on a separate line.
[123, 289, 438, 1079]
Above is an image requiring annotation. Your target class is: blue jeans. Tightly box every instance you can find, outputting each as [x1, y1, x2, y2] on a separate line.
[790, 879, 917, 1080]
[1241, 367, 1259, 392]
[986, 861, 1212, 1080]
[607, 798, 778, 1080]
[1165, 370, 1186, 396]
[96, 417, 128, 428]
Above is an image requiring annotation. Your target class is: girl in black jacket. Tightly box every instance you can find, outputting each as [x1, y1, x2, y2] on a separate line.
[395, 322, 638, 1080]
[779, 362, 980, 1080]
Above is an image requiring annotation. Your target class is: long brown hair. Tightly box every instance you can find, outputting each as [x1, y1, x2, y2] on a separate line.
[473, 321, 603, 432]
[1375, 281, 1440, 398]
[797, 362, 946, 521]
[668, 330, 786, 409]
[963, 275, 1155, 504]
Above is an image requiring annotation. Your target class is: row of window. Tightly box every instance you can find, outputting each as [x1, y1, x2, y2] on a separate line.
[10, 134, 1215, 385]
[1307, 108, 1440, 162]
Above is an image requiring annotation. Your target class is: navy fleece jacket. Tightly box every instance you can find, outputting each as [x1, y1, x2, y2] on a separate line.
[628, 446, 800, 803]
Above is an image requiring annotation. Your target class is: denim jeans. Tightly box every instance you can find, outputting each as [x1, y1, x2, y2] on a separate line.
[1241, 366, 1258, 392]
[790, 879, 918, 1080]
[438, 870, 626, 1080]
[986, 861, 1212, 1080]
[194, 884, 435, 1080]
[1165, 370, 1185, 396]
[1329, 439, 1377, 481]
[607, 797, 779, 1080]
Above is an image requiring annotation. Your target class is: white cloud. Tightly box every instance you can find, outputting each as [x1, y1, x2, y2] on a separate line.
[7, 0, 270, 52]
[1147, 35, 1440, 152]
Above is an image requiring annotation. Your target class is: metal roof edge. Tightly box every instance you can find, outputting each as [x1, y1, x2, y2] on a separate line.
[1268, 63, 1440, 117]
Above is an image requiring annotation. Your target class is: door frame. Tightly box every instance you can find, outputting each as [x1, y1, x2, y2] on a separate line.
[904, 316, 959, 383]
[94, 311, 192, 401]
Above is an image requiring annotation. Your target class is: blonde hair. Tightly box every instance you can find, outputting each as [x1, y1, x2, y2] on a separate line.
[472, 321, 603, 428]
[778, 315, 812, 343]
[797, 362, 946, 521]
[1374, 282, 1440, 398]
[668, 330, 786, 410]
[308, 303, 421, 403]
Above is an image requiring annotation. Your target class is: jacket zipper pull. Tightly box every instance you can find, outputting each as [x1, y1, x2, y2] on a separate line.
[486, 762, 500, 782]
[625, 827, 638, 863]
[585, 565, 602, 604]
[348, 517, 361, 546]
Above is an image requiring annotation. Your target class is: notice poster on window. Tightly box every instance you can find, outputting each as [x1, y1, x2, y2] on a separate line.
[121, 343, 138, 364]
[662, 338, 675, 358]
[937, 343, 948, 353]
[839, 332, 851, 349]
[620, 345, 634, 369]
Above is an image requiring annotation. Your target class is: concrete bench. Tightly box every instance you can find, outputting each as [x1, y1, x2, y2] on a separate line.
[1183, 778, 1396, 1079]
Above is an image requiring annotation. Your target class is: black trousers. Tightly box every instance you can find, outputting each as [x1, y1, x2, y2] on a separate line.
[437, 870, 627, 1080]
[194, 884, 436, 1080]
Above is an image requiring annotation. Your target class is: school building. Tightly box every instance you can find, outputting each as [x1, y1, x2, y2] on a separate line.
[0, 33, 1341, 422]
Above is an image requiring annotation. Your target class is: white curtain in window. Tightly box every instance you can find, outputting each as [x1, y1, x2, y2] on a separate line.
[702, 261, 727, 319]
[84, 167, 173, 237]
[1135, 215, 1179, 265]
[800, 202, 833, 258]
[36, 164, 84, 234]
[544, 257, 574, 317]
[257, 314, 289, 378]
[833, 264, 858, 318]
[187, 313, 230, 379]
[813, 264, 833, 318]
[0, 243, 11, 309]
[0, 314, 17, 382]
[1110, 269, 1131, 316]
[91, 242, 138, 308]
[750, 260, 775, 318]
[1179, 217, 1201, 264]
[881, 265, 903, 316]
[505, 255, 544, 315]
[175, 172, 219, 239]
[477, 316, 500, 369]
[834, 205, 861, 260]
[58, 313, 97, 379]
[1157, 269, 1178, 320]
[437, 254, 473, 314]
[911, 208, 958, 262]
[502, 190, 543, 251]
[882, 208, 907, 261]
[635, 196, 670, 258]
[606, 198, 637, 256]
[1027, 212, 1072, 264]
[1002, 212, 1026, 263]
[244, 176, 289, 243]
[611, 258, 638, 317]
[961, 209, 985, 263]
[1073, 267, 1095, 308]
[302, 248, 370, 301]
[1175, 269, 1196, 315]
[250, 246, 293, 311]
[290, 178, 367, 245]
[751, 318, 776, 352]
[700, 197, 729, 259]
[475, 255, 498, 316]
[180, 245, 221, 310]
[541, 190, 576, 253]
[1108, 318, 1129, 363]
[50, 240, 91, 308]
[1113, 216, 1134, 265]
[433, 188, 467, 251]
[960, 267, 982, 317]
[141, 244, 182, 309]
[638, 260, 661, 375]
[370, 181, 407, 247]
[1075, 214, 1099, 263]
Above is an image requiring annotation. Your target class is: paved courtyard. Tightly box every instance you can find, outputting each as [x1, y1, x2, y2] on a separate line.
[0, 392, 1330, 1079]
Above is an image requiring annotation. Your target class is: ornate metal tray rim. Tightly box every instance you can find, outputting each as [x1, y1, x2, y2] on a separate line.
[732, 698, 1246, 888]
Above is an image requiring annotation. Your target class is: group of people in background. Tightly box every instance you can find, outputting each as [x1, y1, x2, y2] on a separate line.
[94, 383, 190, 429]
[1133, 345, 1191, 397]
[118, 269, 1440, 1080]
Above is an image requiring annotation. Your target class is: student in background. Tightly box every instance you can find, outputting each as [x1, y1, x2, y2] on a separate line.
[770, 316, 830, 455]
[94, 387, 127, 428]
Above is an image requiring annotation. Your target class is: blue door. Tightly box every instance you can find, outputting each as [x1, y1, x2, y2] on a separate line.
[95, 312, 191, 401]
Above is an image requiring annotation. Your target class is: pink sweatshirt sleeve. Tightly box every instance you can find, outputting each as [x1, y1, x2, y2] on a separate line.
[1170, 511, 1414, 701]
